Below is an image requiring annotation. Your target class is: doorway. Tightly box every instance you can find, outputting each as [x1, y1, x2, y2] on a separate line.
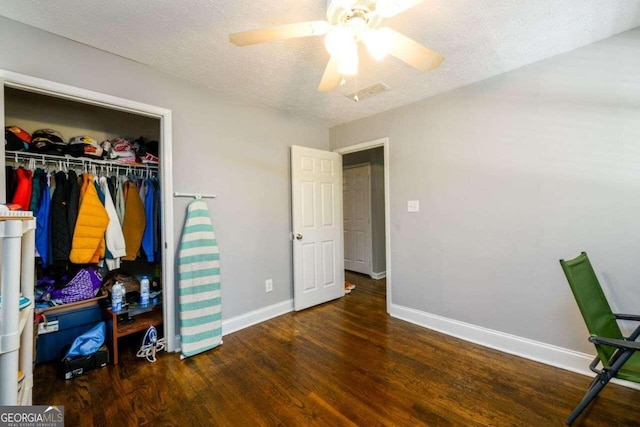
[335, 138, 390, 313]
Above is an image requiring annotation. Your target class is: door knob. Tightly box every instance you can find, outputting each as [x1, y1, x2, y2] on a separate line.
[295, 234, 303, 240]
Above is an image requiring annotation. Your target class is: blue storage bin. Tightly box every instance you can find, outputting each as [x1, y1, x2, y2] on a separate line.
[36, 304, 102, 364]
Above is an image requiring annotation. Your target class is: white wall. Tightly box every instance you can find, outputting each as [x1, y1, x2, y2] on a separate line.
[331, 28, 640, 354]
[0, 17, 329, 320]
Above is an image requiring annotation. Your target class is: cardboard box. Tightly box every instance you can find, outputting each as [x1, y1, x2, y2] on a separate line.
[60, 345, 109, 380]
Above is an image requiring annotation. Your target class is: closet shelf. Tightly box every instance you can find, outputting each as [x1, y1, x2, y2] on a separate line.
[5, 150, 158, 173]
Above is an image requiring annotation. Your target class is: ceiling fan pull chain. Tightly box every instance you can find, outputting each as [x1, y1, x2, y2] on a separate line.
[354, 75, 360, 102]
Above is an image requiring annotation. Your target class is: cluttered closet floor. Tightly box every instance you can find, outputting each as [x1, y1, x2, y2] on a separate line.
[33, 274, 638, 426]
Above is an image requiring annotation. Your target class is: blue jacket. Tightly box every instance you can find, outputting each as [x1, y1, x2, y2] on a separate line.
[142, 179, 155, 262]
[35, 178, 51, 266]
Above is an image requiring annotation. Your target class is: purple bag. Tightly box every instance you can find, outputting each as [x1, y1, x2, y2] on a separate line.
[51, 268, 103, 304]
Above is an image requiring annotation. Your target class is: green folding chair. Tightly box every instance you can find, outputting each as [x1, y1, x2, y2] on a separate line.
[559, 252, 640, 425]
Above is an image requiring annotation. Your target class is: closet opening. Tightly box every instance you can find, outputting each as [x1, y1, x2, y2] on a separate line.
[1, 71, 176, 371]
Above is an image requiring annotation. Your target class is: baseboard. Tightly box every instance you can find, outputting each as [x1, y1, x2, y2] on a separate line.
[173, 299, 294, 352]
[370, 271, 386, 280]
[390, 303, 640, 391]
[222, 299, 294, 336]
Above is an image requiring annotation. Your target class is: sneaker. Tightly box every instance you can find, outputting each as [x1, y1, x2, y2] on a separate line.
[143, 152, 159, 164]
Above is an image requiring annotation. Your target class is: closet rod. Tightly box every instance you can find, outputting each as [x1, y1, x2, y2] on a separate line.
[174, 192, 217, 199]
[5, 150, 158, 171]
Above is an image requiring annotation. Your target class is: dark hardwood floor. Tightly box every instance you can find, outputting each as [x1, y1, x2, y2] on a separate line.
[34, 272, 639, 426]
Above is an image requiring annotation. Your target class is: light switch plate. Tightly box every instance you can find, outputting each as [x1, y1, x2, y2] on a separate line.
[407, 200, 420, 212]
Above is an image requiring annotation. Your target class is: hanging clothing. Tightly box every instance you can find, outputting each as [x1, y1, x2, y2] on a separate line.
[51, 171, 71, 262]
[94, 178, 106, 204]
[139, 179, 147, 208]
[6, 153, 161, 273]
[29, 168, 44, 214]
[178, 198, 222, 359]
[35, 174, 52, 267]
[115, 176, 126, 225]
[108, 175, 117, 205]
[99, 176, 126, 269]
[5, 166, 17, 203]
[69, 174, 109, 264]
[122, 180, 146, 261]
[12, 167, 33, 211]
[141, 179, 155, 262]
[153, 179, 161, 261]
[67, 170, 80, 242]
[93, 177, 109, 258]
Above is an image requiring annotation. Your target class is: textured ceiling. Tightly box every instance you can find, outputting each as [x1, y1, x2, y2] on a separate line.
[0, 0, 639, 127]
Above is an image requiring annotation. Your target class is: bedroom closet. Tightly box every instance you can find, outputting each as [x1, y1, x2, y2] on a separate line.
[0, 71, 177, 369]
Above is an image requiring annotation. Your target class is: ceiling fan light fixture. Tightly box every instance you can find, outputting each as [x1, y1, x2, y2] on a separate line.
[363, 27, 392, 61]
[345, 15, 368, 34]
[324, 26, 355, 57]
[337, 41, 359, 75]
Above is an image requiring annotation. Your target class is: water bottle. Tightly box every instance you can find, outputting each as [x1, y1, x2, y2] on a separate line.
[140, 276, 150, 308]
[112, 282, 123, 312]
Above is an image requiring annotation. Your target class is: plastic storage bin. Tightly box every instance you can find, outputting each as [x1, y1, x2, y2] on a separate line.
[36, 304, 102, 364]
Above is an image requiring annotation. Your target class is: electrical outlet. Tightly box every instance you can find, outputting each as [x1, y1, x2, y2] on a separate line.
[265, 279, 273, 293]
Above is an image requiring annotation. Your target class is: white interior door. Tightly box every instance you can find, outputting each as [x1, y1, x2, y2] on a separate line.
[291, 145, 344, 311]
[343, 164, 372, 275]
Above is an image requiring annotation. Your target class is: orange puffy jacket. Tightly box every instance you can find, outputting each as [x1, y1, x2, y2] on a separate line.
[69, 174, 109, 264]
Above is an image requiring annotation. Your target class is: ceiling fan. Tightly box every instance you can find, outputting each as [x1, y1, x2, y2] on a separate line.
[229, 0, 444, 92]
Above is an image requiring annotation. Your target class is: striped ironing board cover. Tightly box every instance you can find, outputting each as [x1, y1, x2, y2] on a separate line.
[178, 198, 222, 358]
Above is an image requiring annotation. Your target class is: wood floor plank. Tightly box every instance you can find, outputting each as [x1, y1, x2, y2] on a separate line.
[33, 272, 639, 426]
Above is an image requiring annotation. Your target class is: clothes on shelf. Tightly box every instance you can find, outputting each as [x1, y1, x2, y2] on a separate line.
[5, 162, 160, 268]
[4, 125, 160, 164]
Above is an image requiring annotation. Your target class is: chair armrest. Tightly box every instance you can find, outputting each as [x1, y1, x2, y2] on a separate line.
[615, 313, 640, 321]
[589, 336, 640, 351]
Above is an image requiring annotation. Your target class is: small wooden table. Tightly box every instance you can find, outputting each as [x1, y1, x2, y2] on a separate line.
[102, 304, 163, 365]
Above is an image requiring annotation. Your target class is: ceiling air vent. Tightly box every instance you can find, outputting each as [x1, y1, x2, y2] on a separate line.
[345, 81, 389, 102]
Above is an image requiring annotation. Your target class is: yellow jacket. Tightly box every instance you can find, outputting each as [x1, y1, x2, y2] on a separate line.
[122, 180, 146, 261]
[70, 174, 109, 264]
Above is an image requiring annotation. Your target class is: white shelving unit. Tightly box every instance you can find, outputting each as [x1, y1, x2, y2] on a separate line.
[0, 215, 36, 405]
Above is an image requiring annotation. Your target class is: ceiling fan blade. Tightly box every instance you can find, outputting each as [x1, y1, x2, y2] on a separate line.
[317, 56, 341, 92]
[376, 0, 424, 18]
[386, 28, 444, 72]
[230, 20, 330, 46]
